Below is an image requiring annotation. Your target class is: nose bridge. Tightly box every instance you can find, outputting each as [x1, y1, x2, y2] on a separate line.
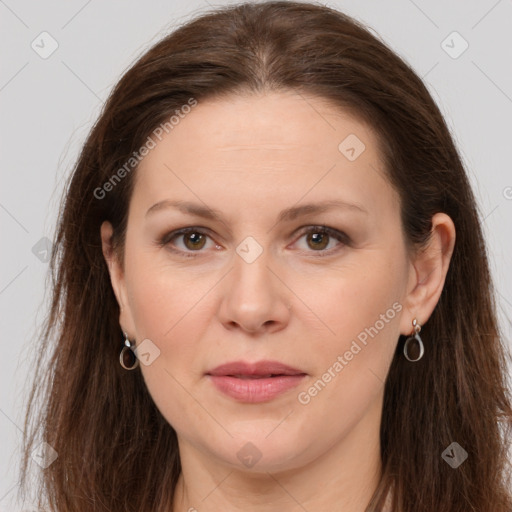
[217, 232, 291, 332]
[231, 234, 274, 297]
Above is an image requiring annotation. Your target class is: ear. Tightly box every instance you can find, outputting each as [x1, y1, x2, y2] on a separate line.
[100, 221, 137, 337]
[400, 212, 456, 335]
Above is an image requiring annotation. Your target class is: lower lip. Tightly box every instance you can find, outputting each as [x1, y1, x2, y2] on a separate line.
[207, 374, 306, 403]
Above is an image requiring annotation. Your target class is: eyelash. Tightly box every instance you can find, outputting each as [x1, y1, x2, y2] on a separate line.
[158, 225, 350, 259]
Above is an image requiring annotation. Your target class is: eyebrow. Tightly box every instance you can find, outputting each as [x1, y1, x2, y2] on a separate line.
[145, 199, 368, 222]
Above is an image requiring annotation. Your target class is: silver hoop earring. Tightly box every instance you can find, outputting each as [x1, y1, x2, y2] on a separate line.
[403, 318, 424, 362]
[120, 331, 139, 370]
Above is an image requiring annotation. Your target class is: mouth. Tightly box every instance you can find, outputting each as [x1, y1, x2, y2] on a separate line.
[224, 374, 294, 379]
[206, 360, 307, 403]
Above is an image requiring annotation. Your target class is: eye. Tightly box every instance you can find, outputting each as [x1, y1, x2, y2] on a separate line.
[294, 225, 349, 256]
[159, 227, 218, 256]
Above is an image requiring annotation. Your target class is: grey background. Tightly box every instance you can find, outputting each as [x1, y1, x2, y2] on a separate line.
[1, 0, 511, 509]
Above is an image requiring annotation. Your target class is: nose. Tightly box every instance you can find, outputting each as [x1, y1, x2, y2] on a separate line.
[217, 244, 292, 335]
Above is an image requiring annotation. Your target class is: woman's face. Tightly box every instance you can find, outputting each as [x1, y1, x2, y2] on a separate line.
[103, 91, 417, 473]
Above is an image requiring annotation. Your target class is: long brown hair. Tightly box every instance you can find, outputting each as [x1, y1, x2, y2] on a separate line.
[20, 2, 512, 510]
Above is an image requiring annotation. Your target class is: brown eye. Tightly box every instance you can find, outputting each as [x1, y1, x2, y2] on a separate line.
[159, 227, 215, 256]
[306, 231, 329, 250]
[182, 232, 206, 250]
[295, 226, 349, 256]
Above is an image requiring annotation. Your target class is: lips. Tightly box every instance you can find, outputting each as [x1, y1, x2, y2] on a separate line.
[206, 360, 305, 378]
[206, 360, 307, 403]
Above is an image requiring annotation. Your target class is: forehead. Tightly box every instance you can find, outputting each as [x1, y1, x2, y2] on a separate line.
[131, 91, 396, 219]
[142, 91, 376, 160]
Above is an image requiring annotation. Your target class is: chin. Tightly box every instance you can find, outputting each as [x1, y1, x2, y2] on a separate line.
[208, 432, 311, 474]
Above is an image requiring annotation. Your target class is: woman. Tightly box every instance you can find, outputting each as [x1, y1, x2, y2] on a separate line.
[20, 1, 512, 511]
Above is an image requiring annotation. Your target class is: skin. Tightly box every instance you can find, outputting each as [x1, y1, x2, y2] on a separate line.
[101, 91, 455, 512]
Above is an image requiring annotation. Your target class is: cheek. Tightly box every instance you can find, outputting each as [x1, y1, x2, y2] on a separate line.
[125, 249, 210, 339]
[124, 259, 211, 429]
[295, 246, 405, 343]
[123, 252, 215, 395]
[293, 248, 406, 402]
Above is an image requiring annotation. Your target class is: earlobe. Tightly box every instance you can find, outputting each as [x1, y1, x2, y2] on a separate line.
[401, 213, 456, 334]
